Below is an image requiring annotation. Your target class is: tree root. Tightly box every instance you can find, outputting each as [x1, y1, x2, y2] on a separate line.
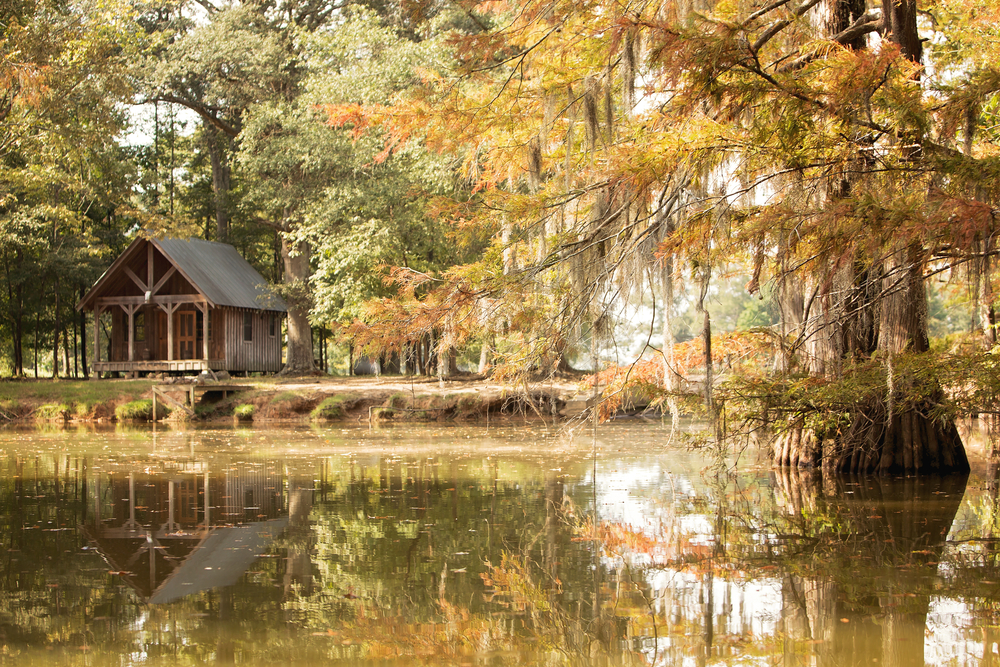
[772, 402, 969, 475]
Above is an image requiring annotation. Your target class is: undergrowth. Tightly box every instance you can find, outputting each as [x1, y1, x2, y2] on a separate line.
[115, 399, 154, 421]
[310, 394, 360, 421]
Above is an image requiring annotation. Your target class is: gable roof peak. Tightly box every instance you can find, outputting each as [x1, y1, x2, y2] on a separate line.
[77, 236, 287, 313]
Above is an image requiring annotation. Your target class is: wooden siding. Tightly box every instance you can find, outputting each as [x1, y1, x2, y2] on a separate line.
[110, 305, 156, 362]
[108, 304, 281, 373]
[223, 309, 282, 372]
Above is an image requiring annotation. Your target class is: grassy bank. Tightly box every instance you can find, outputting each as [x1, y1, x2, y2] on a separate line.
[0, 379, 156, 422]
[0, 376, 577, 425]
[199, 386, 563, 424]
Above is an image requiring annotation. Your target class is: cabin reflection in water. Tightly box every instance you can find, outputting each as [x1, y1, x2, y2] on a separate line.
[83, 457, 292, 604]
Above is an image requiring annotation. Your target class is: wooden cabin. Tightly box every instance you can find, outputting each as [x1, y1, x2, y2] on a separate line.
[77, 237, 287, 376]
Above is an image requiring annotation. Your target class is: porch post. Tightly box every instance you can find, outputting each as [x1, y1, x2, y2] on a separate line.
[166, 305, 175, 361]
[147, 242, 154, 290]
[93, 305, 101, 376]
[200, 303, 209, 362]
[126, 305, 135, 362]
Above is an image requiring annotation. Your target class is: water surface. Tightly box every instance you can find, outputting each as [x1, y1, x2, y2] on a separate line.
[0, 422, 995, 666]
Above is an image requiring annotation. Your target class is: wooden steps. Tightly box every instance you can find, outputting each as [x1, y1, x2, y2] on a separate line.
[152, 384, 251, 421]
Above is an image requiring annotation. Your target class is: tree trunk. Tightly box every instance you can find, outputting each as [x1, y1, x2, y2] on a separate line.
[80, 300, 87, 380]
[437, 319, 457, 379]
[771, 0, 969, 475]
[11, 269, 23, 377]
[73, 313, 79, 378]
[478, 340, 491, 375]
[33, 291, 41, 378]
[981, 251, 996, 348]
[52, 278, 60, 379]
[697, 264, 713, 411]
[63, 324, 70, 380]
[870, 243, 966, 473]
[774, 244, 970, 474]
[424, 331, 436, 376]
[881, 0, 921, 62]
[775, 260, 805, 373]
[206, 124, 232, 244]
[661, 264, 681, 427]
[279, 235, 314, 375]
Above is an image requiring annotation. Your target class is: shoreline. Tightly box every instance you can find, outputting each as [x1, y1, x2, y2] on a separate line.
[0, 375, 594, 425]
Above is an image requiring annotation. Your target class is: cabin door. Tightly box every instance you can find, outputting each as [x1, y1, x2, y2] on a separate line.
[177, 311, 196, 360]
[157, 311, 168, 360]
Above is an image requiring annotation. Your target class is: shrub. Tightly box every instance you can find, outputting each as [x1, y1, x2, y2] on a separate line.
[115, 399, 154, 421]
[310, 394, 359, 421]
[35, 403, 69, 421]
[234, 403, 255, 421]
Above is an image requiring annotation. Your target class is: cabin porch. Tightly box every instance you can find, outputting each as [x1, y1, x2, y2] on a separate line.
[92, 297, 226, 377]
[94, 359, 227, 374]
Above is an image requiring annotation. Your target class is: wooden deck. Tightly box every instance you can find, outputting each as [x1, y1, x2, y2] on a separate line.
[94, 359, 227, 374]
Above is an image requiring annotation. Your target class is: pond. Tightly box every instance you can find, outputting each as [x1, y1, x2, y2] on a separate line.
[0, 420, 995, 666]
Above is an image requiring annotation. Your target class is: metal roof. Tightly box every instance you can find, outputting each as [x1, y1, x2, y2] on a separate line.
[155, 238, 287, 312]
[76, 236, 287, 312]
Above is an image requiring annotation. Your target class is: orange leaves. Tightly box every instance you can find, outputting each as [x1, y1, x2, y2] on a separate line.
[583, 332, 776, 420]
[318, 102, 411, 163]
[481, 553, 559, 614]
[577, 520, 660, 557]
[574, 519, 721, 568]
[449, 32, 519, 71]
[383, 265, 437, 294]
[345, 264, 487, 358]
[924, 189, 995, 251]
[321, 103, 375, 136]
[818, 45, 914, 121]
[330, 0, 999, 382]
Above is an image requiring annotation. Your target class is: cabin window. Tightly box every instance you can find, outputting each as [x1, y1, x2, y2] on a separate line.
[268, 313, 276, 337]
[134, 312, 145, 342]
[243, 312, 253, 342]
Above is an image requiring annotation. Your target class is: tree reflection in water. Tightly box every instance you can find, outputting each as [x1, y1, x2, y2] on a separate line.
[773, 469, 968, 667]
[0, 425, 993, 666]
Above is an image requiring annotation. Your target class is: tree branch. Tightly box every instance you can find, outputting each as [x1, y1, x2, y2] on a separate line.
[142, 95, 240, 138]
[751, 0, 824, 55]
[775, 13, 882, 73]
[746, 0, 798, 24]
[190, 0, 219, 14]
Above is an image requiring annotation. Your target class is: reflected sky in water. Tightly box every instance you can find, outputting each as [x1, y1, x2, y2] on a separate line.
[0, 421, 995, 665]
